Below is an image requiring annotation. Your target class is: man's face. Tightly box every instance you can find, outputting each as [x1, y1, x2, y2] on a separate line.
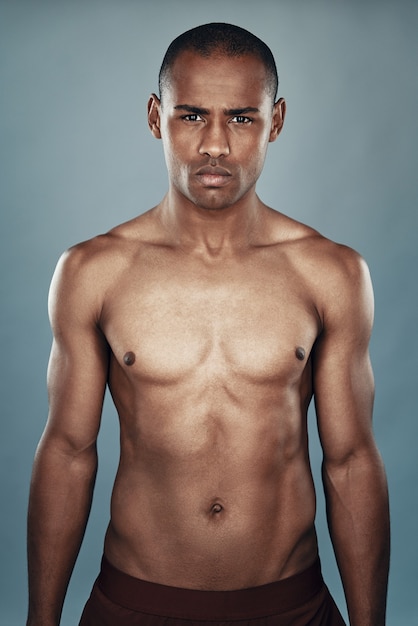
[149, 51, 285, 212]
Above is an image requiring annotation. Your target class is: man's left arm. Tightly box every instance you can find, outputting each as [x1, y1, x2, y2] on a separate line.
[312, 249, 390, 626]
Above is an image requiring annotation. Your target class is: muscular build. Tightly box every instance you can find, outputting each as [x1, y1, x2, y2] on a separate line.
[96, 208, 320, 589]
[27, 29, 389, 626]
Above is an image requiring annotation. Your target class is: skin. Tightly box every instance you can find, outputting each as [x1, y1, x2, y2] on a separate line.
[27, 51, 390, 625]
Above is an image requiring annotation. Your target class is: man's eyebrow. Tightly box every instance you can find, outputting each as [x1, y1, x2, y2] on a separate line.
[173, 105, 260, 116]
[225, 107, 260, 116]
[174, 104, 210, 115]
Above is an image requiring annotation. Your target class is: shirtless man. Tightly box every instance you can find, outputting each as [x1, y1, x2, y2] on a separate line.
[27, 23, 390, 626]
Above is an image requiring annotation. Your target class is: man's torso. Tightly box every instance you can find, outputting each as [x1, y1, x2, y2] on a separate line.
[80, 206, 337, 590]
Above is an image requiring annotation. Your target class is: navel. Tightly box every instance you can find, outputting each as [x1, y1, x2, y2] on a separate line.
[211, 503, 224, 514]
[123, 351, 136, 366]
[295, 346, 306, 361]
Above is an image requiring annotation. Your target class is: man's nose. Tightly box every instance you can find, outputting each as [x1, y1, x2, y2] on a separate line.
[198, 122, 230, 159]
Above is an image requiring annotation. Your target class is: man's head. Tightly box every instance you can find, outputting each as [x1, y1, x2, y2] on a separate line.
[149, 23, 285, 213]
[159, 23, 279, 106]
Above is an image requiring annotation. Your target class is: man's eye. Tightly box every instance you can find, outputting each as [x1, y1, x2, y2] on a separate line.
[232, 116, 252, 124]
[182, 114, 203, 122]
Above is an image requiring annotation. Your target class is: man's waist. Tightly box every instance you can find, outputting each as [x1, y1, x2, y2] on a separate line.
[97, 553, 324, 619]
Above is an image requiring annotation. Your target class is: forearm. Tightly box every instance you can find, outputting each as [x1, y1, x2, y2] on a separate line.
[323, 450, 390, 626]
[27, 439, 98, 626]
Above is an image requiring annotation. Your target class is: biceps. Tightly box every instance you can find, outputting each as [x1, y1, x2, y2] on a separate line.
[45, 330, 109, 451]
[313, 344, 375, 464]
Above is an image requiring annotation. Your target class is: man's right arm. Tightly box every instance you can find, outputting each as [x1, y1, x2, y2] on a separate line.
[27, 246, 109, 626]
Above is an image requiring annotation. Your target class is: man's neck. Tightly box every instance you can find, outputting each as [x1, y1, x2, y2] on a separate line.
[156, 190, 269, 257]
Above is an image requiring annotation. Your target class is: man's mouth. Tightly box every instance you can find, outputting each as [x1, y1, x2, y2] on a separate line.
[195, 166, 232, 188]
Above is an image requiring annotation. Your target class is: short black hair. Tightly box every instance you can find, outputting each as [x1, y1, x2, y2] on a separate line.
[158, 23, 279, 103]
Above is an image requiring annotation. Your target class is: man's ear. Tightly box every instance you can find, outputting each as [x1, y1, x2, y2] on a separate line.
[269, 97, 286, 143]
[148, 93, 162, 139]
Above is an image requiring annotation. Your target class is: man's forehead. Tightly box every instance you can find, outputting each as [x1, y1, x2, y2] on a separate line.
[165, 50, 271, 103]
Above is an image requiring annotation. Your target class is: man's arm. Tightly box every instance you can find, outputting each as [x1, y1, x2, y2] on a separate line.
[27, 246, 109, 626]
[312, 248, 390, 626]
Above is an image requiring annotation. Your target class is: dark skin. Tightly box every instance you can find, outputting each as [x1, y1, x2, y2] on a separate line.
[27, 51, 390, 625]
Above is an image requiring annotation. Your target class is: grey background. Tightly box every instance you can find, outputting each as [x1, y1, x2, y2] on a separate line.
[1, 1, 417, 624]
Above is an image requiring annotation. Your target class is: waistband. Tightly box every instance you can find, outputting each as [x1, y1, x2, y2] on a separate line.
[97, 555, 324, 620]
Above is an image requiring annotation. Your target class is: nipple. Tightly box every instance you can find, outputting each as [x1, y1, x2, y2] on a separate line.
[295, 347, 305, 361]
[123, 351, 136, 366]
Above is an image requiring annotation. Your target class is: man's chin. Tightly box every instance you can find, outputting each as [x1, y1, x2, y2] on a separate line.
[188, 190, 242, 212]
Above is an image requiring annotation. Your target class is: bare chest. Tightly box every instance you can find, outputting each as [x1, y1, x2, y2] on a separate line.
[101, 258, 320, 386]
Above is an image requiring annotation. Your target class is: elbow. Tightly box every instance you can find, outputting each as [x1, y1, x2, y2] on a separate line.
[34, 433, 99, 480]
[321, 446, 388, 506]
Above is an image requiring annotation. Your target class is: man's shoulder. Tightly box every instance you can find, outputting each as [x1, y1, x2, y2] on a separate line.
[287, 221, 372, 330]
[268, 210, 372, 309]
[50, 210, 161, 311]
[58, 210, 158, 275]
[271, 211, 366, 276]
[301, 230, 369, 291]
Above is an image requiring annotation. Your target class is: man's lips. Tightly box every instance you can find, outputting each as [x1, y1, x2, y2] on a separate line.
[195, 165, 232, 187]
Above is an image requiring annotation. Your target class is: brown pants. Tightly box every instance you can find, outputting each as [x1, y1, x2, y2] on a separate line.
[79, 556, 346, 625]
